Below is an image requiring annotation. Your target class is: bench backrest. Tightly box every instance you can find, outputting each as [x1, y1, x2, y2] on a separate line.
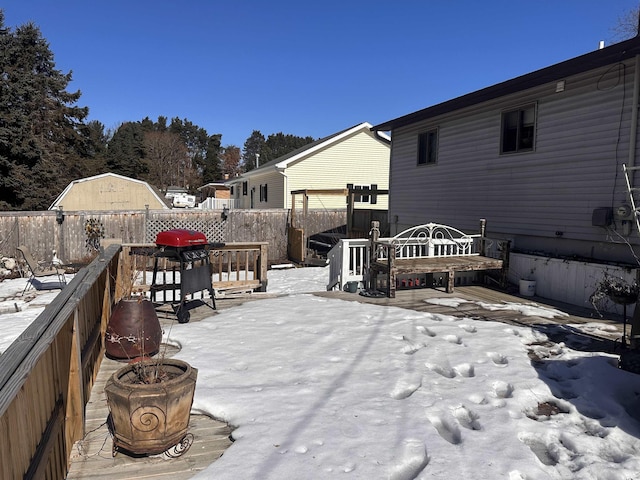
[376, 223, 479, 260]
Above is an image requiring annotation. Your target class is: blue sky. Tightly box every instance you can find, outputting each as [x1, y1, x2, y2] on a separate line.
[3, 1, 638, 149]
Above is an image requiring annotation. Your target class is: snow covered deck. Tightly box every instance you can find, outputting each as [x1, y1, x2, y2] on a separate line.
[65, 283, 627, 479]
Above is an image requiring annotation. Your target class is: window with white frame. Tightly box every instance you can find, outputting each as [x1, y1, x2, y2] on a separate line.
[417, 128, 438, 165]
[260, 184, 268, 202]
[501, 104, 536, 154]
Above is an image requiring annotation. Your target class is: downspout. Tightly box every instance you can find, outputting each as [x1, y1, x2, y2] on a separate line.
[629, 54, 640, 173]
[278, 168, 288, 209]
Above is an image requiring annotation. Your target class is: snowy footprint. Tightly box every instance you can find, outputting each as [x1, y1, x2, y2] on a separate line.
[425, 362, 456, 378]
[458, 324, 477, 333]
[388, 438, 430, 480]
[391, 375, 423, 400]
[504, 327, 521, 337]
[451, 404, 481, 430]
[416, 325, 437, 337]
[487, 351, 509, 366]
[518, 432, 558, 466]
[401, 336, 426, 355]
[443, 334, 462, 345]
[492, 381, 514, 398]
[427, 413, 462, 445]
[453, 363, 475, 377]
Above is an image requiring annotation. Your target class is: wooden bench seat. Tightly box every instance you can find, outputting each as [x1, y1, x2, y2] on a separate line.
[368, 221, 505, 297]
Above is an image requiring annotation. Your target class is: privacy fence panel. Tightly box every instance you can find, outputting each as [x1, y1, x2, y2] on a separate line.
[0, 208, 351, 266]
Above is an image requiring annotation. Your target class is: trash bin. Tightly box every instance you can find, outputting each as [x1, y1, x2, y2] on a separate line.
[344, 281, 359, 293]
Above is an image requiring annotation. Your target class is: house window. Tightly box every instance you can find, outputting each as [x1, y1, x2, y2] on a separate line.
[230, 186, 234, 196]
[260, 184, 268, 202]
[501, 104, 536, 154]
[242, 181, 248, 196]
[417, 129, 438, 165]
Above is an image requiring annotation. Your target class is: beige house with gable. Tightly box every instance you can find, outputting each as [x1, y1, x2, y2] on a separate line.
[227, 122, 390, 210]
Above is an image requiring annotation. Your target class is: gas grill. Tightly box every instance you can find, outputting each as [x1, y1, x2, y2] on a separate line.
[151, 229, 224, 323]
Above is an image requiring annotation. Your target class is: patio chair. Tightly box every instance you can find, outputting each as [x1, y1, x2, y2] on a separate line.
[17, 245, 67, 295]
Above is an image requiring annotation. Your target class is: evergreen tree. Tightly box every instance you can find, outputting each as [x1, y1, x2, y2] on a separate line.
[78, 120, 109, 175]
[202, 134, 223, 183]
[140, 116, 155, 132]
[0, 12, 90, 210]
[242, 130, 266, 171]
[262, 132, 315, 163]
[105, 122, 148, 178]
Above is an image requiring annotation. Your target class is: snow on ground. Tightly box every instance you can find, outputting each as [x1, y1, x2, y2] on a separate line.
[0, 275, 71, 353]
[2, 267, 640, 479]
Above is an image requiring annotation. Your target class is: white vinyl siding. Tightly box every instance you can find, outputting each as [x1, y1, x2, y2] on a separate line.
[240, 170, 285, 210]
[286, 130, 389, 209]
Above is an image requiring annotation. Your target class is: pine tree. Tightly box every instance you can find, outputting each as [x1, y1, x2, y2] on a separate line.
[242, 130, 266, 171]
[202, 134, 223, 183]
[0, 12, 90, 209]
[262, 132, 315, 163]
[106, 122, 148, 179]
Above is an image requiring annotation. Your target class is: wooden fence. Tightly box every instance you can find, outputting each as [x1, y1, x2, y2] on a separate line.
[0, 208, 347, 269]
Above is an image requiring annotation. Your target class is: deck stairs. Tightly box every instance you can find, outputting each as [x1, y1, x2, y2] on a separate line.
[326, 239, 370, 291]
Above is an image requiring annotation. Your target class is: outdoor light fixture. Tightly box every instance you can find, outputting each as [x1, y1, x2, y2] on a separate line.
[56, 206, 64, 225]
[221, 205, 229, 221]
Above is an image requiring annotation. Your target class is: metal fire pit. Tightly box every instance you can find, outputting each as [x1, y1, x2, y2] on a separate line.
[151, 229, 224, 323]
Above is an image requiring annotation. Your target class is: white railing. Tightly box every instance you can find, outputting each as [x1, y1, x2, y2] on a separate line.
[326, 238, 370, 291]
[198, 197, 238, 210]
[375, 223, 480, 261]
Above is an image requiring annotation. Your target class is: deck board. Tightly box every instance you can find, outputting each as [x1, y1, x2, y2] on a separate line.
[66, 353, 233, 480]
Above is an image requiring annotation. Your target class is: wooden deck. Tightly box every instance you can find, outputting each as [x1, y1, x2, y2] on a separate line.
[65, 295, 279, 480]
[66, 285, 626, 478]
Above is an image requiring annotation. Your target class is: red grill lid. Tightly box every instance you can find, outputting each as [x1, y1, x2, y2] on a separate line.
[155, 229, 207, 248]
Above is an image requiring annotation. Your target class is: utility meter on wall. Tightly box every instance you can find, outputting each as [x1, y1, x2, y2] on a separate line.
[616, 204, 634, 220]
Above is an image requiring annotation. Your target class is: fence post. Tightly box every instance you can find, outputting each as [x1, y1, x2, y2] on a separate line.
[479, 218, 487, 256]
[144, 205, 149, 243]
[368, 221, 380, 291]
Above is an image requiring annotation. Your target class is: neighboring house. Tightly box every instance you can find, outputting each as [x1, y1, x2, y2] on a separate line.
[50, 173, 169, 211]
[371, 35, 640, 312]
[227, 122, 390, 210]
[198, 182, 231, 200]
[197, 182, 235, 210]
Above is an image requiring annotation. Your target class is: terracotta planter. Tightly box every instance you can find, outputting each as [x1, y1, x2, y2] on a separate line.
[105, 358, 198, 456]
[105, 298, 162, 360]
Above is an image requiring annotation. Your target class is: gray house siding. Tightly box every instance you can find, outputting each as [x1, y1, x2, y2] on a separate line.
[388, 60, 637, 264]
